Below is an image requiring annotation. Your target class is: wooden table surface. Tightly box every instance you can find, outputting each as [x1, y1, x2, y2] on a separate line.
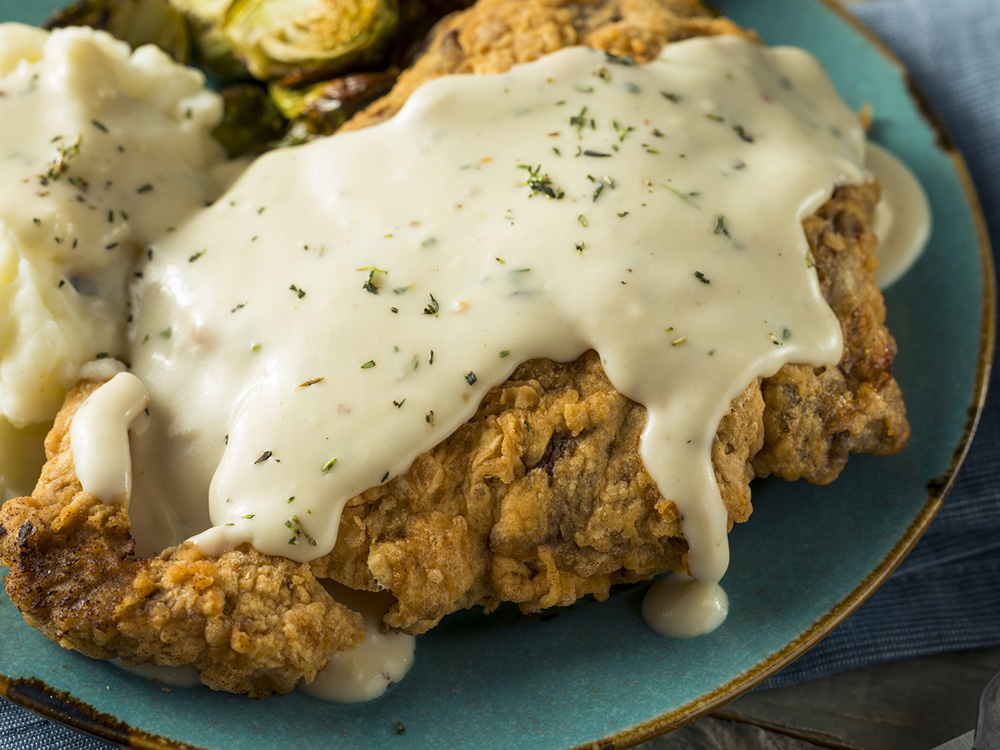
[635, 646, 998, 749]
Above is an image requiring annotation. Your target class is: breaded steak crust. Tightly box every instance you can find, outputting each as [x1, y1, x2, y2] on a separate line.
[0, 0, 908, 697]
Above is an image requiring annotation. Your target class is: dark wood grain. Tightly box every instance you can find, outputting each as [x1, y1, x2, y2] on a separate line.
[635, 647, 1000, 749]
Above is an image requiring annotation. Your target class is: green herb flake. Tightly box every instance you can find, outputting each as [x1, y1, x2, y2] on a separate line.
[136, 183, 153, 194]
[517, 163, 564, 199]
[361, 359, 376, 369]
[254, 450, 273, 464]
[611, 119, 633, 141]
[322, 458, 337, 472]
[694, 271, 710, 284]
[423, 293, 440, 315]
[604, 51, 636, 66]
[358, 266, 387, 294]
[733, 124, 755, 143]
[578, 214, 588, 227]
[500, 350, 510, 358]
[713, 215, 731, 237]
[289, 284, 306, 299]
[465, 371, 478, 386]
[188, 249, 206, 263]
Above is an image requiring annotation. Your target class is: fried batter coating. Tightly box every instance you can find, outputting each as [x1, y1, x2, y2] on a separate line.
[753, 183, 910, 483]
[0, 381, 365, 698]
[311, 357, 763, 633]
[0, 0, 909, 696]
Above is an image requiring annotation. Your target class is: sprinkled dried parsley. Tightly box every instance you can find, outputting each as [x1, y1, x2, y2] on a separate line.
[254, 450, 273, 464]
[322, 458, 337, 471]
[518, 164, 564, 199]
[465, 371, 478, 386]
[289, 284, 306, 298]
[361, 359, 376, 369]
[286, 515, 316, 546]
[423, 293, 440, 315]
[358, 266, 386, 294]
[714, 215, 731, 237]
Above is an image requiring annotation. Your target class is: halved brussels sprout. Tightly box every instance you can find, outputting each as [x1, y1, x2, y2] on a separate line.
[269, 69, 395, 134]
[212, 83, 289, 156]
[46, 0, 193, 63]
[221, 0, 399, 83]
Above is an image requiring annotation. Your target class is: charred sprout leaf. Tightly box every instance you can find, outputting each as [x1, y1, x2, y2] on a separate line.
[221, 0, 400, 83]
[212, 83, 288, 156]
[46, 0, 193, 63]
[269, 69, 396, 135]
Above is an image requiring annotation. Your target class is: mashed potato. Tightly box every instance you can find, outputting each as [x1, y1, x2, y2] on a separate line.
[0, 24, 230, 496]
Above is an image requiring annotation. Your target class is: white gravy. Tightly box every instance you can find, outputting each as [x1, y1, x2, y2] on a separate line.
[867, 143, 931, 288]
[70, 371, 149, 504]
[300, 585, 415, 702]
[641, 575, 729, 639]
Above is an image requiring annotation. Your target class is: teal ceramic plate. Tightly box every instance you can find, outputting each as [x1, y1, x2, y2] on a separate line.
[0, 1, 993, 748]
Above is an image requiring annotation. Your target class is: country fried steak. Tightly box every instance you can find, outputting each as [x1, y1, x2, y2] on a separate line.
[0, 0, 908, 697]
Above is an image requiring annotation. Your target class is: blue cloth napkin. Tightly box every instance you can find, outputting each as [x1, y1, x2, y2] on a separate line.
[2, 0, 999, 744]
[763, 0, 1000, 689]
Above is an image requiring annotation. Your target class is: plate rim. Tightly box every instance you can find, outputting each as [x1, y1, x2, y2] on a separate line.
[0, 0, 995, 748]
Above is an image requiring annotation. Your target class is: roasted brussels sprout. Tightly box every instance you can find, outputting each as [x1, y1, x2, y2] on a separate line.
[212, 83, 289, 156]
[46, 0, 193, 63]
[221, 0, 399, 83]
[269, 69, 395, 134]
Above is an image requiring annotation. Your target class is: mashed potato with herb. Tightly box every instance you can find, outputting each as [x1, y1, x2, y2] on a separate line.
[0, 23, 230, 496]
